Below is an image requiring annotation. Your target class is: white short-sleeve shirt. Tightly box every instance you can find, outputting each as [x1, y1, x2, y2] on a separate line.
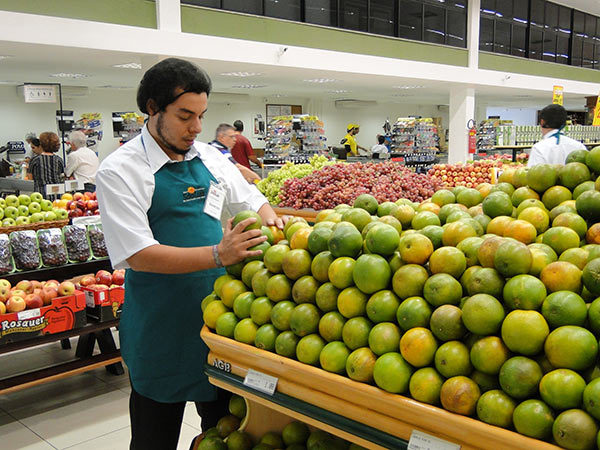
[96, 125, 268, 270]
[66, 146, 100, 184]
[527, 129, 587, 167]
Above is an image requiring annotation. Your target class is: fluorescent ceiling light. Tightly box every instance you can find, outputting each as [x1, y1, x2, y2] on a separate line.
[329, 89, 350, 93]
[232, 84, 267, 89]
[113, 62, 141, 69]
[220, 72, 263, 77]
[270, 94, 288, 97]
[98, 85, 134, 89]
[393, 85, 425, 89]
[50, 72, 89, 78]
[0, 55, 14, 60]
[304, 78, 336, 83]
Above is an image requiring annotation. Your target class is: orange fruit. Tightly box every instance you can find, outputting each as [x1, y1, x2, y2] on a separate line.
[290, 226, 313, 250]
[289, 303, 321, 337]
[310, 251, 334, 282]
[282, 422, 310, 447]
[365, 223, 399, 256]
[518, 207, 550, 234]
[583, 258, 600, 296]
[567, 149, 589, 164]
[233, 210, 262, 231]
[441, 220, 477, 247]
[476, 390, 516, 429]
[366, 290, 400, 323]
[327, 224, 363, 258]
[499, 356, 543, 399]
[470, 336, 510, 375]
[456, 188, 483, 208]
[393, 204, 416, 229]
[542, 185, 572, 210]
[318, 311, 346, 342]
[477, 182, 493, 198]
[541, 291, 587, 328]
[550, 203, 577, 221]
[254, 324, 279, 351]
[327, 257, 356, 289]
[528, 243, 558, 277]
[471, 371, 500, 393]
[540, 261, 582, 293]
[586, 224, 600, 245]
[271, 300, 295, 331]
[429, 304, 466, 341]
[486, 216, 513, 236]
[482, 191, 513, 218]
[540, 369, 586, 410]
[369, 322, 401, 355]
[431, 189, 456, 207]
[446, 210, 471, 223]
[319, 341, 350, 374]
[398, 233, 434, 265]
[553, 409, 599, 450]
[250, 296, 273, 325]
[511, 187, 539, 207]
[527, 163, 559, 193]
[576, 190, 600, 223]
[251, 268, 271, 297]
[491, 182, 515, 197]
[542, 226, 581, 256]
[559, 162, 591, 190]
[263, 244, 290, 274]
[503, 274, 547, 310]
[545, 326, 598, 371]
[378, 215, 403, 235]
[274, 330, 299, 358]
[559, 247, 589, 270]
[513, 399, 555, 440]
[464, 266, 505, 297]
[583, 378, 600, 420]
[409, 367, 444, 405]
[203, 300, 229, 330]
[435, 341, 472, 378]
[396, 296, 432, 331]
[283, 216, 308, 235]
[417, 202, 441, 215]
[285, 221, 310, 242]
[399, 327, 437, 367]
[341, 208, 373, 232]
[281, 249, 312, 280]
[353, 254, 392, 294]
[346, 347, 377, 383]
[353, 194, 378, 214]
[419, 225, 444, 249]
[411, 211, 441, 230]
[307, 227, 333, 255]
[337, 286, 368, 319]
[265, 274, 292, 302]
[342, 317, 373, 350]
[503, 219, 537, 244]
[387, 251, 404, 273]
[477, 236, 505, 267]
[440, 376, 481, 416]
[221, 279, 248, 308]
[232, 292, 255, 319]
[456, 236, 484, 267]
[296, 334, 325, 366]
[494, 239, 532, 277]
[233, 318, 258, 344]
[501, 310, 549, 355]
[512, 167, 529, 188]
[315, 282, 340, 312]
[438, 204, 463, 223]
[373, 352, 413, 393]
[423, 273, 463, 307]
[429, 246, 467, 279]
[292, 275, 320, 304]
[573, 181, 596, 200]
[461, 294, 505, 335]
[315, 209, 335, 223]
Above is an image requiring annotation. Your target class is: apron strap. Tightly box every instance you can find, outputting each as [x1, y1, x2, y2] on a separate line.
[552, 125, 565, 144]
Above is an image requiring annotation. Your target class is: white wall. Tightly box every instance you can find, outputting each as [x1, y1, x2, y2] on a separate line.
[0, 86, 449, 161]
[485, 107, 539, 125]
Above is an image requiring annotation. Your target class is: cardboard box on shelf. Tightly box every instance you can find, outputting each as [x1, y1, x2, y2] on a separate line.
[80, 285, 123, 322]
[0, 291, 86, 345]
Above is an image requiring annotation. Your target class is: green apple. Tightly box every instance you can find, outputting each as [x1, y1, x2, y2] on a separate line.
[54, 208, 68, 220]
[17, 205, 29, 217]
[18, 194, 31, 206]
[0, 207, 4, 220]
[40, 199, 53, 212]
[43, 211, 57, 222]
[29, 212, 44, 223]
[30, 192, 43, 203]
[0, 198, 6, 209]
[28, 202, 41, 214]
[15, 216, 29, 226]
[2, 218, 15, 227]
[4, 206, 18, 220]
[5, 195, 19, 208]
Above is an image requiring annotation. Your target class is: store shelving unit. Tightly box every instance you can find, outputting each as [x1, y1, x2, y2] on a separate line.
[390, 118, 440, 173]
[202, 326, 559, 450]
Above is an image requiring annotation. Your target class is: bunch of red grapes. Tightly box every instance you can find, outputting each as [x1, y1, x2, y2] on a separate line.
[278, 162, 441, 210]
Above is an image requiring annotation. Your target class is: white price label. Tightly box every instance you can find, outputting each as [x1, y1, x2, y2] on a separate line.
[64, 180, 83, 192]
[18, 308, 41, 321]
[243, 369, 278, 395]
[408, 430, 460, 450]
[45, 183, 65, 196]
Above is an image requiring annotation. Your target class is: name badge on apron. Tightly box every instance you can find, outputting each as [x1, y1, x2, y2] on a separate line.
[204, 181, 226, 220]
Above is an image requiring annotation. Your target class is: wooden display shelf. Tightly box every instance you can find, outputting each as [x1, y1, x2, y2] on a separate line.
[202, 326, 559, 450]
[272, 207, 318, 223]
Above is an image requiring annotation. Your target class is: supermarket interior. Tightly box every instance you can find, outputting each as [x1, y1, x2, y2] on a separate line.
[1, 0, 600, 449]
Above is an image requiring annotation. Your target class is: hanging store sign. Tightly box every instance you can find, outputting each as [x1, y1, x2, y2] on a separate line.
[552, 85, 564, 106]
[593, 96, 600, 126]
[22, 84, 57, 103]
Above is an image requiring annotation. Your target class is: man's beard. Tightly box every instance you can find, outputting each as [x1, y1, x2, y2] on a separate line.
[156, 113, 191, 155]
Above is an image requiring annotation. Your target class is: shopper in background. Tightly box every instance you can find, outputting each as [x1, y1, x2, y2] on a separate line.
[210, 123, 260, 183]
[96, 57, 286, 450]
[371, 135, 389, 159]
[341, 123, 369, 157]
[24, 132, 38, 160]
[528, 104, 586, 167]
[231, 120, 263, 170]
[66, 130, 100, 192]
[29, 131, 64, 197]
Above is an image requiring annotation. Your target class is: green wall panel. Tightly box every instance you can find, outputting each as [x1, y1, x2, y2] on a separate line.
[181, 6, 468, 67]
[0, 0, 156, 28]
[480, 53, 600, 84]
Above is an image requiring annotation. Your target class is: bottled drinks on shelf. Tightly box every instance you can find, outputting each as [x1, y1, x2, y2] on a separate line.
[264, 115, 327, 163]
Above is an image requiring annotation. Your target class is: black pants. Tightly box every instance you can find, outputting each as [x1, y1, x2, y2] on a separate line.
[129, 385, 231, 450]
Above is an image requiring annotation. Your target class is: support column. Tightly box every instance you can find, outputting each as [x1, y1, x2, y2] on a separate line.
[448, 87, 475, 164]
[156, 0, 181, 32]
[467, 0, 481, 69]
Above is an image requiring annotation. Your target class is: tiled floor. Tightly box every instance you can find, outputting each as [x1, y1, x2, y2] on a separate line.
[0, 332, 203, 449]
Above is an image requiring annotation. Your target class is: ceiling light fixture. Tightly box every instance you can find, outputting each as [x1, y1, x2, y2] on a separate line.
[303, 78, 336, 83]
[113, 62, 141, 69]
[98, 85, 134, 89]
[329, 89, 350, 93]
[0, 55, 14, 60]
[232, 84, 267, 89]
[220, 72, 263, 77]
[50, 72, 89, 78]
[393, 85, 425, 89]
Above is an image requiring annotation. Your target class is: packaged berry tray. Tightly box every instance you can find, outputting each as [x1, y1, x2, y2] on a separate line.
[87, 223, 108, 259]
[10, 230, 41, 271]
[63, 224, 92, 263]
[0, 234, 14, 275]
[37, 228, 68, 267]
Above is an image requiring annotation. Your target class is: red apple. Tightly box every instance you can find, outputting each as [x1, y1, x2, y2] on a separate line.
[31, 280, 43, 290]
[86, 200, 98, 211]
[15, 280, 33, 294]
[33, 288, 42, 296]
[112, 270, 125, 286]
[0, 279, 11, 290]
[41, 286, 58, 305]
[96, 270, 112, 286]
[6, 296, 26, 313]
[83, 192, 92, 200]
[0, 285, 10, 303]
[58, 281, 76, 297]
[10, 289, 27, 299]
[79, 275, 96, 287]
[24, 293, 43, 310]
[0, 301, 5, 314]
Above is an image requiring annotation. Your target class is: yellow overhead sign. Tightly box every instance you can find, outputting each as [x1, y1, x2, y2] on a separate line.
[552, 85, 564, 106]
[594, 95, 600, 126]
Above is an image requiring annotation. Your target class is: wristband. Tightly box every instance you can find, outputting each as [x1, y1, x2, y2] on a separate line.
[212, 245, 224, 268]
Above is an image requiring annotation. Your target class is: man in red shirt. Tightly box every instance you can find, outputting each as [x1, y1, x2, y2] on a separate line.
[231, 120, 263, 170]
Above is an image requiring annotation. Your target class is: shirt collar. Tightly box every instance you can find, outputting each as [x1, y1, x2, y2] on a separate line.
[542, 129, 559, 140]
[141, 125, 201, 174]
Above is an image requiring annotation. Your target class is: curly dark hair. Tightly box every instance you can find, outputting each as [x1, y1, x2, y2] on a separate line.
[39, 132, 61, 153]
[136, 58, 212, 115]
[540, 104, 567, 129]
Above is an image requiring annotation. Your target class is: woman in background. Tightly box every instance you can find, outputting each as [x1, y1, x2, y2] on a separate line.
[29, 132, 64, 197]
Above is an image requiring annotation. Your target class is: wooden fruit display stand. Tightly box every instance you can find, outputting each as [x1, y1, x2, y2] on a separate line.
[202, 326, 559, 450]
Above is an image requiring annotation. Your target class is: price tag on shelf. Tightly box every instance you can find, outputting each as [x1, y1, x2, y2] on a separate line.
[46, 184, 65, 196]
[18, 308, 41, 321]
[64, 180, 84, 192]
[243, 369, 278, 395]
[407, 430, 460, 450]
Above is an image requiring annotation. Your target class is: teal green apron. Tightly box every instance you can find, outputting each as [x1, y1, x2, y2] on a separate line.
[122, 157, 225, 403]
